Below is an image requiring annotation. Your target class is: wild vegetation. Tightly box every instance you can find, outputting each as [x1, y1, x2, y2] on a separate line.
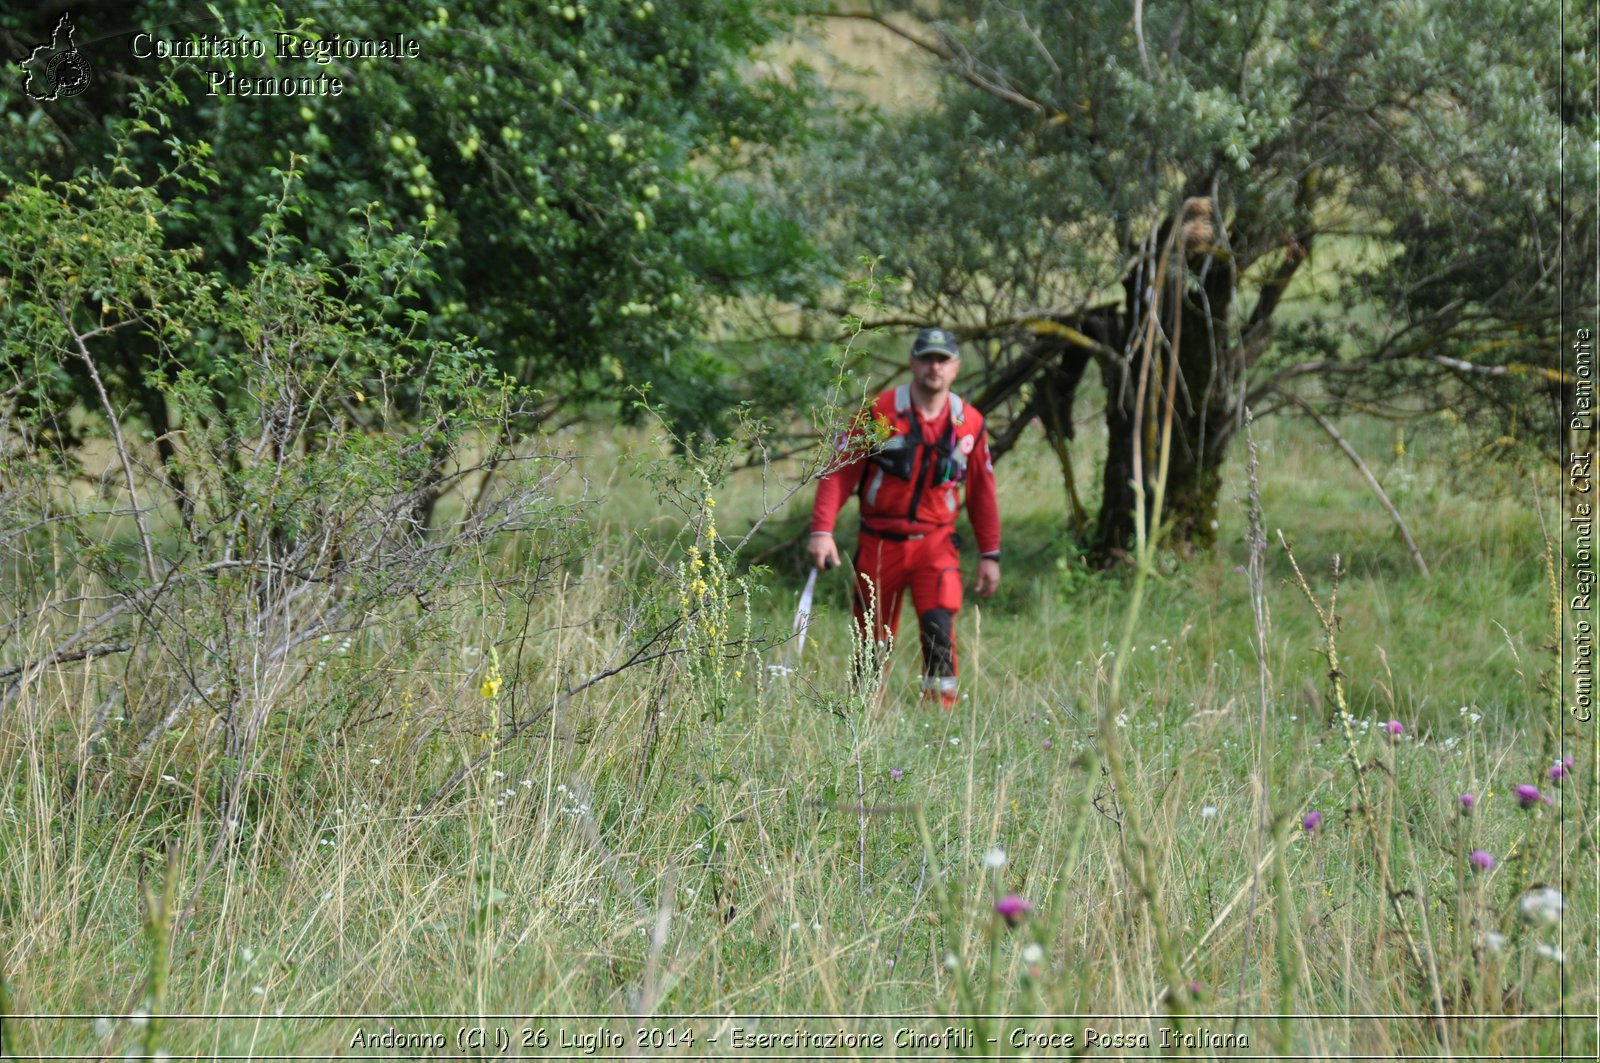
[1, 385, 1591, 1057]
[0, 2, 1594, 1060]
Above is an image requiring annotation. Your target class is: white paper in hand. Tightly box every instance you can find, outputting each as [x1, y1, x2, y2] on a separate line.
[793, 568, 818, 663]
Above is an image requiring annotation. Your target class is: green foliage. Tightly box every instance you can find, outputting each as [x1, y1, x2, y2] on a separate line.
[0, 1, 824, 434]
[797, 0, 1595, 490]
[0, 115, 580, 805]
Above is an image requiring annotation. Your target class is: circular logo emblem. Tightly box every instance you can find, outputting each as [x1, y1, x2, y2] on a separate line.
[48, 50, 92, 98]
[958, 435, 976, 455]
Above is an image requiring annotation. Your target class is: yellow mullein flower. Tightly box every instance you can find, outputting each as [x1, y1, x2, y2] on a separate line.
[480, 647, 504, 700]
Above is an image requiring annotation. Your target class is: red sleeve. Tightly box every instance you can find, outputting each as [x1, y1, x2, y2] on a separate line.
[810, 437, 867, 535]
[965, 420, 1001, 555]
[811, 399, 889, 534]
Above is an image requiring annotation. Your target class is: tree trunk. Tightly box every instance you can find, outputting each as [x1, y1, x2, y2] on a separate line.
[1092, 355, 1141, 562]
[1092, 198, 1241, 562]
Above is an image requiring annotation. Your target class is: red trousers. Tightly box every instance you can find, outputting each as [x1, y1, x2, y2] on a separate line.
[851, 529, 963, 690]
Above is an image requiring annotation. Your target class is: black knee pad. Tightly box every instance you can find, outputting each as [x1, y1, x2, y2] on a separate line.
[919, 608, 955, 676]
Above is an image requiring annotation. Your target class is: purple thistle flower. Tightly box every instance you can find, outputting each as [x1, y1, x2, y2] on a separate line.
[994, 894, 1034, 927]
[1042, 738, 1053, 749]
[1188, 979, 1205, 997]
[1384, 719, 1404, 739]
[890, 769, 903, 781]
[1459, 793, 1476, 813]
[1515, 784, 1546, 809]
[1301, 810, 1323, 833]
[1549, 761, 1567, 784]
[1470, 849, 1495, 871]
[1563, 754, 1575, 769]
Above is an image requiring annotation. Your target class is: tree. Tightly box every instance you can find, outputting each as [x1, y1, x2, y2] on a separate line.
[0, 1, 824, 469]
[0, 123, 586, 819]
[801, 0, 1595, 560]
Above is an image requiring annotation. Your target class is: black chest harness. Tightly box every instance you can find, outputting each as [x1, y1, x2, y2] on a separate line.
[860, 387, 970, 534]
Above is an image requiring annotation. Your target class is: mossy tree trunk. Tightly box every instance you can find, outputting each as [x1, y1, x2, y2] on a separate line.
[1093, 198, 1243, 562]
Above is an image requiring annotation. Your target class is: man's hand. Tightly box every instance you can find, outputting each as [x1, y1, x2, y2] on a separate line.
[807, 532, 841, 571]
[975, 557, 1000, 599]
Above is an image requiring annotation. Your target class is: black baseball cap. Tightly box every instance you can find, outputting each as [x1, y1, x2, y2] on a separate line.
[911, 327, 959, 360]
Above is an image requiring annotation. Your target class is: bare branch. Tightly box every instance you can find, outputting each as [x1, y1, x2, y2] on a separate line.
[0, 641, 133, 681]
[1274, 390, 1429, 577]
[55, 303, 159, 583]
[826, 11, 1069, 123]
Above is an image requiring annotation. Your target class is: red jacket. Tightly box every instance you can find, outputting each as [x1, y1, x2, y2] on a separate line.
[810, 385, 1000, 554]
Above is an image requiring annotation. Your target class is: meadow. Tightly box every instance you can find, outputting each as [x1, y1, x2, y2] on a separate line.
[0, 3, 1590, 1059]
[1, 389, 1592, 1060]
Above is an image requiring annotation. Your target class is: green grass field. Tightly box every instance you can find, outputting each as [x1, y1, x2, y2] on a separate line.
[1, 398, 1592, 1060]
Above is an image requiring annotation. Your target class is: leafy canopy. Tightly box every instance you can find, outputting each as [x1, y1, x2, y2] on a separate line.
[0, 1, 825, 433]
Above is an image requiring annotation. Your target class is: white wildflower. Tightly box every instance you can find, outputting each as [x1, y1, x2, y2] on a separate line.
[944, 952, 959, 970]
[1200, 805, 1219, 819]
[1021, 943, 1044, 965]
[1482, 931, 1507, 953]
[1518, 887, 1565, 925]
[1534, 942, 1565, 964]
[982, 847, 1007, 869]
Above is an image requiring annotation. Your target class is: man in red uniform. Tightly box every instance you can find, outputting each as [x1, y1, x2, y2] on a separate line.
[807, 327, 1001, 707]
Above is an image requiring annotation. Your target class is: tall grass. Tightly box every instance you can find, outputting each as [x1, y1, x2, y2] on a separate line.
[0, 409, 1592, 1060]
